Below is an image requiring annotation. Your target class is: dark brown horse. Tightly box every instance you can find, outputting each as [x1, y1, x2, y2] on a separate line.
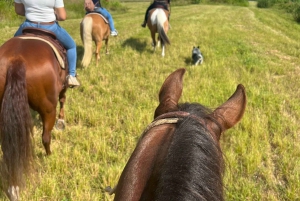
[0, 35, 68, 200]
[80, 13, 110, 68]
[107, 68, 247, 200]
[147, 8, 170, 57]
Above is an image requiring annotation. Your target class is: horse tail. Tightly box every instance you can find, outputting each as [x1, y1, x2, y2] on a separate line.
[81, 15, 94, 68]
[157, 10, 170, 45]
[0, 59, 33, 188]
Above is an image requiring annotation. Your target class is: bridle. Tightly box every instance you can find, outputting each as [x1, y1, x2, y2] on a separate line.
[141, 111, 215, 140]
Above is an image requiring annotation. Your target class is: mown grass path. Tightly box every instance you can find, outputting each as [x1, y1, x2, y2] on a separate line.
[0, 2, 299, 200]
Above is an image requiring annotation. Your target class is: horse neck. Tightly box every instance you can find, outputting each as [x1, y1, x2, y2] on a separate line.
[155, 117, 225, 201]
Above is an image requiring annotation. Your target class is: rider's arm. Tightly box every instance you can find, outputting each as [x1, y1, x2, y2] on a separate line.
[14, 2, 25, 16]
[55, 7, 67, 21]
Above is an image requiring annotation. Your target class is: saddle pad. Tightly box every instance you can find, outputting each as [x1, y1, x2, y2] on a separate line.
[18, 36, 65, 69]
[86, 12, 108, 24]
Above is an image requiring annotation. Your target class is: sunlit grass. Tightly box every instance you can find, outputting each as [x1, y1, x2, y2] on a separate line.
[0, 2, 299, 201]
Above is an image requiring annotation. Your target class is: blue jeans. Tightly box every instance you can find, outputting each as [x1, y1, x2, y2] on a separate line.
[94, 7, 116, 31]
[14, 20, 77, 77]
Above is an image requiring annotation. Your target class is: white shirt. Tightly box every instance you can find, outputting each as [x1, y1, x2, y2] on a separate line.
[14, 0, 64, 22]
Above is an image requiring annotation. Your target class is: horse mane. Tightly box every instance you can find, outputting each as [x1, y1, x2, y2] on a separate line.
[155, 103, 225, 201]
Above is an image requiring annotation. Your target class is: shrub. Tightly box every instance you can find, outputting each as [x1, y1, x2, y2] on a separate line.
[192, 0, 202, 4]
[227, 0, 249, 6]
[275, 1, 300, 23]
[277, 2, 298, 12]
[257, 0, 275, 8]
[293, 3, 300, 22]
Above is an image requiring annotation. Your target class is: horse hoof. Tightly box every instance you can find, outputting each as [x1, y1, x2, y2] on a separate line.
[105, 185, 116, 195]
[8, 186, 19, 201]
[55, 119, 65, 130]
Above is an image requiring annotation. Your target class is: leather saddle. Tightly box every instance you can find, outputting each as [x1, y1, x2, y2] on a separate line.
[86, 12, 109, 24]
[17, 27, 67, 69]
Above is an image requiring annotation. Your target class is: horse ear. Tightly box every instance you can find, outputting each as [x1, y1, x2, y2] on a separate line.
[154, 68, 186, 118]
[210, 84, 247, 135]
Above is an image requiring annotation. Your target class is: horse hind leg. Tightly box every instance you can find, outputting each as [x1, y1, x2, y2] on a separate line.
[162, 44, 165, 57]
[41, 110, 56, 155]
[157, 35, 161, 48]
[105, 39, 109, 55]
[95, 40, 102, 67]
[55, 89, 67, 130]
[157, 35, 165, 57]
[151, 32, 156, 51]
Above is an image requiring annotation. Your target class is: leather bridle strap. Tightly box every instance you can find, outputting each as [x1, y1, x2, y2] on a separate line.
[141, 111, 215, 141]
[141, 117, 180, 137]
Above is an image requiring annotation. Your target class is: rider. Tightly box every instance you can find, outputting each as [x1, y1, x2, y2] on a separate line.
[84, 0, 118, 36]
[14, 0, 80, 87]
[141, 0, 170, 28]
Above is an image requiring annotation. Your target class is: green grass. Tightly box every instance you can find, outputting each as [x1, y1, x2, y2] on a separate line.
[0, 2, 300, 201]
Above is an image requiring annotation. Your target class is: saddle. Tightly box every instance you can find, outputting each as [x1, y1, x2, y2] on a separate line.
[16, 27, 67, 69]
[153, 5, 167, 10]
[86, 12, 109, 24]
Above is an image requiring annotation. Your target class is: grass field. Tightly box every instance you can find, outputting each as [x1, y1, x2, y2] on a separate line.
[0, 2, 299, 201]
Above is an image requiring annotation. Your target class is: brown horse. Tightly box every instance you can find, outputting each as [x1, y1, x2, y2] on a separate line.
[107, 68, 247, 200]
[0, 35, 68, 200]
[80, 13, 110, 68]
[147, 8, 170, 57]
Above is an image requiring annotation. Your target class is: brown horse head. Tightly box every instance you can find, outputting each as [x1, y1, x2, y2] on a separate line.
[110, 68, 246, 201]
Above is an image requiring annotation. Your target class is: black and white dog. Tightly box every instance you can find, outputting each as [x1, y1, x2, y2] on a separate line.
[192, 46, 203, 65]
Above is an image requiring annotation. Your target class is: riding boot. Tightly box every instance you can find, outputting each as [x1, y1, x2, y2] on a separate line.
[141, 21, 146, 28]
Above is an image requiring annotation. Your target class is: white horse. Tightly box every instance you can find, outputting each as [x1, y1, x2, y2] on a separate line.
[147, 8, 170, 57]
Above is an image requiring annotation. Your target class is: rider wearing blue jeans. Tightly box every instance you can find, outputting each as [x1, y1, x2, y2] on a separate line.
[14, 0, 80, 87]
[84, 0, 118, 36]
